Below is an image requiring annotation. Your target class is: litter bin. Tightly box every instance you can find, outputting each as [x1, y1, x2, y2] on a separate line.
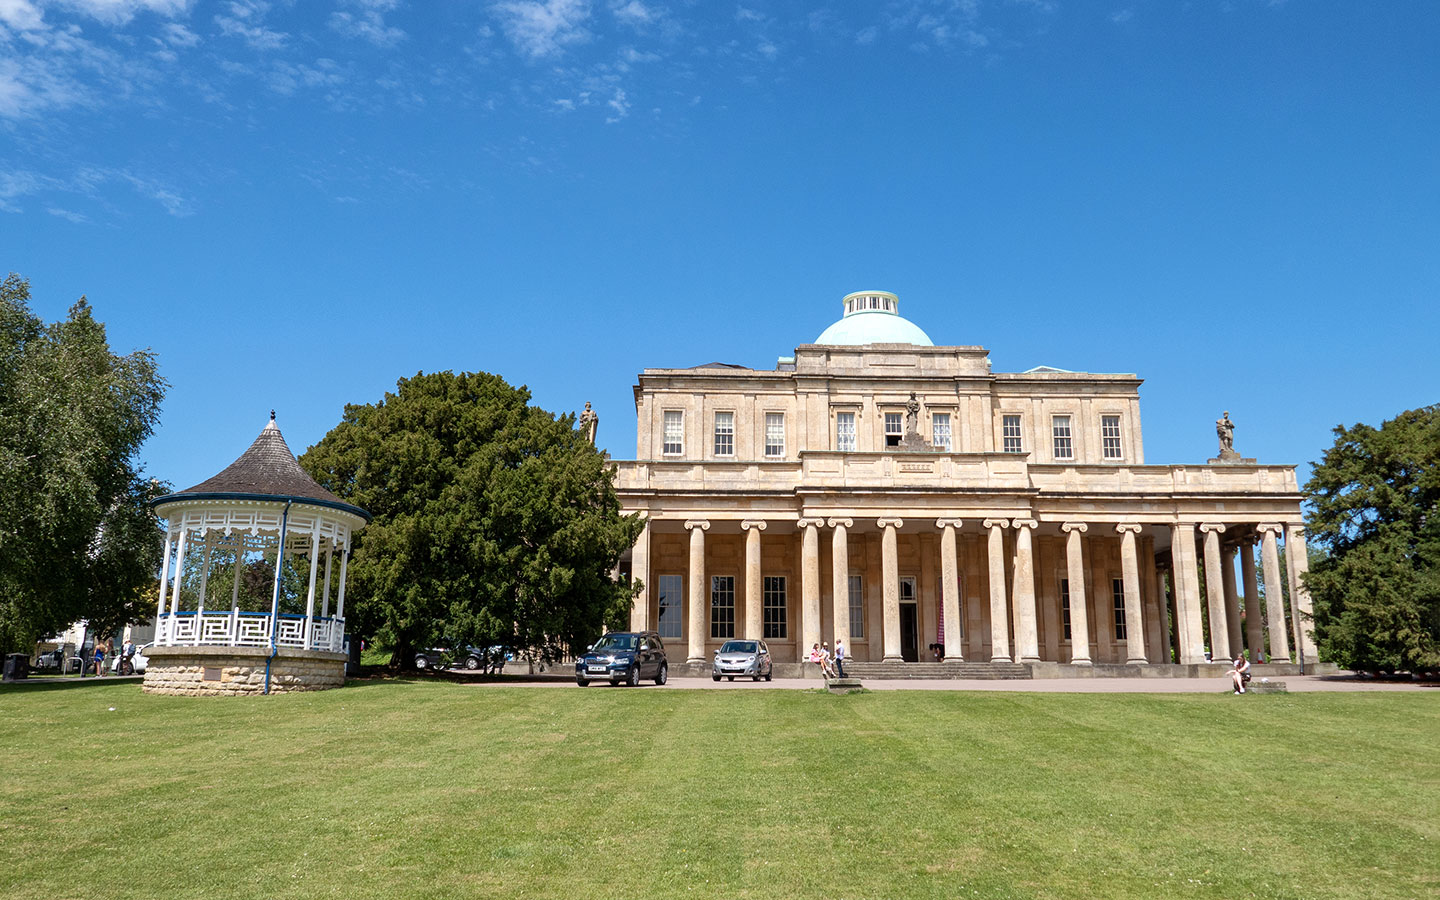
[3, 653, 29, 682]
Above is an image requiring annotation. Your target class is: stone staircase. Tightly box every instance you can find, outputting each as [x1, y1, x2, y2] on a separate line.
[844, 660, 1033, 680]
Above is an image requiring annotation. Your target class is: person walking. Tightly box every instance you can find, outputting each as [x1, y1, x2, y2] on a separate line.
[92, 640, 106, 677]
[833, 638, 847, 678]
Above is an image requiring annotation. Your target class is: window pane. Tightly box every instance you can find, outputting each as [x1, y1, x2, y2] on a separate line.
[713, 411, 734, 456]
[837, 412, 856, 452]
[764, 413, 785, 457]
[886, 412, 902, 448]
[711, 575, 735, 639]
[1102, 415, 1123, 459]
[1111, 577, 1126, 640]
[848, 575, 864, 638]
[663, 410, 684, 455]
[763, 575, 787, 639]
[1052, 415, 1073, 460]
[657, 574, 683, 639]
[932, 412, 951, 451]
[1060, 578, 1072, 641]
[1002, 414, 1023, 453]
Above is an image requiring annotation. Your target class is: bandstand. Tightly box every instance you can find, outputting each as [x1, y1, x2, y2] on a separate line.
[142, 413, 371, 695]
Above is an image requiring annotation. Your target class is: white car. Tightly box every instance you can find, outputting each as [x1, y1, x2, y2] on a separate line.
[110, 643, 151, 675]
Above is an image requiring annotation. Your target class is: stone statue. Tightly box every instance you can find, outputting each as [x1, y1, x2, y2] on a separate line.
[579, 401, 599, 445]
[1209, 410, 1253, 464]
[904, 392, 921, 438]
[1216, 410, 1235, 455]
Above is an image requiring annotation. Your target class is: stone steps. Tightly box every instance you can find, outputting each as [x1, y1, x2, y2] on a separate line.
[844, 661, 1033, 680]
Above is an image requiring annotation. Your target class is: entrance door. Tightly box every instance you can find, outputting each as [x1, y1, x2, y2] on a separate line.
[900, 603, 919, 662]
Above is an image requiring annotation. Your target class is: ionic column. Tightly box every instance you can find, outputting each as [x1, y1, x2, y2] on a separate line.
[828, 518, 853, 648]
[629, 518, 650, 632]
[155, 530, 175, 644]
[1257, 524, 1290, 661]
[1011, 519, 1040, 662]
[1171, 523, 1206, 664]
[877, 518, 903, 662]
[984, 518, 1011, 662]
[1155, 566, 1173, 663]
[1240, 537, 1264, 659]
[1285, 526, 1320, 663]
[741, 520, 766, 640]
[1200, 524, 1230, 660]
[1061, 523, 1091, 665]
[936, 519, 963, 661]
[799, 519, 822, 654]
[685, 520, 710, 662]
[1116, 524, 1147, 663]
[1221, 545, 1243, 658]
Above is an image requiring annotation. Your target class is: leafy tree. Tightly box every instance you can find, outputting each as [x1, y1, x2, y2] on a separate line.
[299, 371, 642, 667]
[0, 274, 167, 652]
[1304, 406, 1440, 673]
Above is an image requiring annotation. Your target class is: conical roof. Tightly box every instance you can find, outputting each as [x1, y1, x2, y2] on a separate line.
[155, 413, 370, 521]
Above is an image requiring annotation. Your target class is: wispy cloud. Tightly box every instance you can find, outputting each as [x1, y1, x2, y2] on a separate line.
[215, 0, 287, 51]
[490, 0, 591, 59]
[330, 0, 406, 47]
[1, 164, 192, 216]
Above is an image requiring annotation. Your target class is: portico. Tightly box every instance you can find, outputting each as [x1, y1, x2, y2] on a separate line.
[613, 291, 1320, 671]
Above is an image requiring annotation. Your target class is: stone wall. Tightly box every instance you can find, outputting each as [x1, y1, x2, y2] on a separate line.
[142, 646, 346, 696]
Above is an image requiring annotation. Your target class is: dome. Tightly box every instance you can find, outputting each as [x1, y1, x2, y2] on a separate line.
[814, 291, 934, 346]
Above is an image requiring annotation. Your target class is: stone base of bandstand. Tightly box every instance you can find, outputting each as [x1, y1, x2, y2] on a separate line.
[142, 645, 347, 696]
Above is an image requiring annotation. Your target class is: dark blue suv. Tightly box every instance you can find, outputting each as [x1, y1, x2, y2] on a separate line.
[576, 631, 668, 687]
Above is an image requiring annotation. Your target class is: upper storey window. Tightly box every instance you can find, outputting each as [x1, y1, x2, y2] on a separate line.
[932, 413, 951, 451]
[1002, 415, 1023, 453]
[1052, 415, 1074, 461]
[885, 412, 903, 448]
[836, 412, 856, 452]
[1101, 415, 1123, 460]
[843, 293, 896, 314]
[714, 412, 735, 457]
[662, 410, 684, 455]
[764, 413, 785, 457]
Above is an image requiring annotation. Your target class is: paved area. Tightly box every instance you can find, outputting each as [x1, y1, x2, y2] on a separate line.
[470, 674, 1434, 693]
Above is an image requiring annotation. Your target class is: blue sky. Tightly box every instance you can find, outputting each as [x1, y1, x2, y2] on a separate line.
[5, 0, 1437, 492]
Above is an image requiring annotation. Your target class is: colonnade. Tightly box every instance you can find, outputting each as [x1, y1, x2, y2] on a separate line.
[628, 515, 1319, 666]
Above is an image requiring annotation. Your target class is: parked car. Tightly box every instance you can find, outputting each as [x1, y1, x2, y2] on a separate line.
[576, 631, 668, 687]
[415, 644, 509, 671]
[712, 639, 772, 682]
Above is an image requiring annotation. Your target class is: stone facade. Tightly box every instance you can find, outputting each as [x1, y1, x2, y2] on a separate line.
[614, 292, 1321, 670]
[142, 645, 346, 696]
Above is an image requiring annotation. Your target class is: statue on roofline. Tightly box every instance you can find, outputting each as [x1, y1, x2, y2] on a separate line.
[580, 401, 599, 445]
[1216, 410, 1235, 455]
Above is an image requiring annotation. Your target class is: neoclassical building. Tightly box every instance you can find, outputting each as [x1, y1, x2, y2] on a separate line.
[615, 291, 1319, 671]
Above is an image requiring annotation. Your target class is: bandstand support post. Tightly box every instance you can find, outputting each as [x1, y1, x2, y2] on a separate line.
[155, 530, 174, 644]
[303, 531, 320, 649]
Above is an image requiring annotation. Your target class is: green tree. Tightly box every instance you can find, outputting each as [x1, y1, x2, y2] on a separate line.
[299, 370, 642, 667]
[0, 274, 168, 652]
[1304, 406, 1440, 673]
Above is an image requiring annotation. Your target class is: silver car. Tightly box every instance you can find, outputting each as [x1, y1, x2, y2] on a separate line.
[712, 639, 772, 682]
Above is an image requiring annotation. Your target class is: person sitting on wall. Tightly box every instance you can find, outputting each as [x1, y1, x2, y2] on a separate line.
[1227, 654, 1251, 694]
[808, 643, 824, 677]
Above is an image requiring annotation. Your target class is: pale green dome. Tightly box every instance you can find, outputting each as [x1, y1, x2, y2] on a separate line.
[814, 291, 934, 346]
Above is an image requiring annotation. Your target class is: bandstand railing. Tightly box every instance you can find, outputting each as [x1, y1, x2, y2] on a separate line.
[156, 611, 346, 652]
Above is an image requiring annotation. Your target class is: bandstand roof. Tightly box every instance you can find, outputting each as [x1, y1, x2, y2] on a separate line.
[154, 413, 371, 522]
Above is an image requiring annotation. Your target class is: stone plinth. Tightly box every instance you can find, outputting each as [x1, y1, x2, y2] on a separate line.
[142, 645, 347, 696]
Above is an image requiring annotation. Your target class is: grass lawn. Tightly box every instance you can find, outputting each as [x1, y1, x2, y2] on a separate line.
[0, 680, 1434, 900]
